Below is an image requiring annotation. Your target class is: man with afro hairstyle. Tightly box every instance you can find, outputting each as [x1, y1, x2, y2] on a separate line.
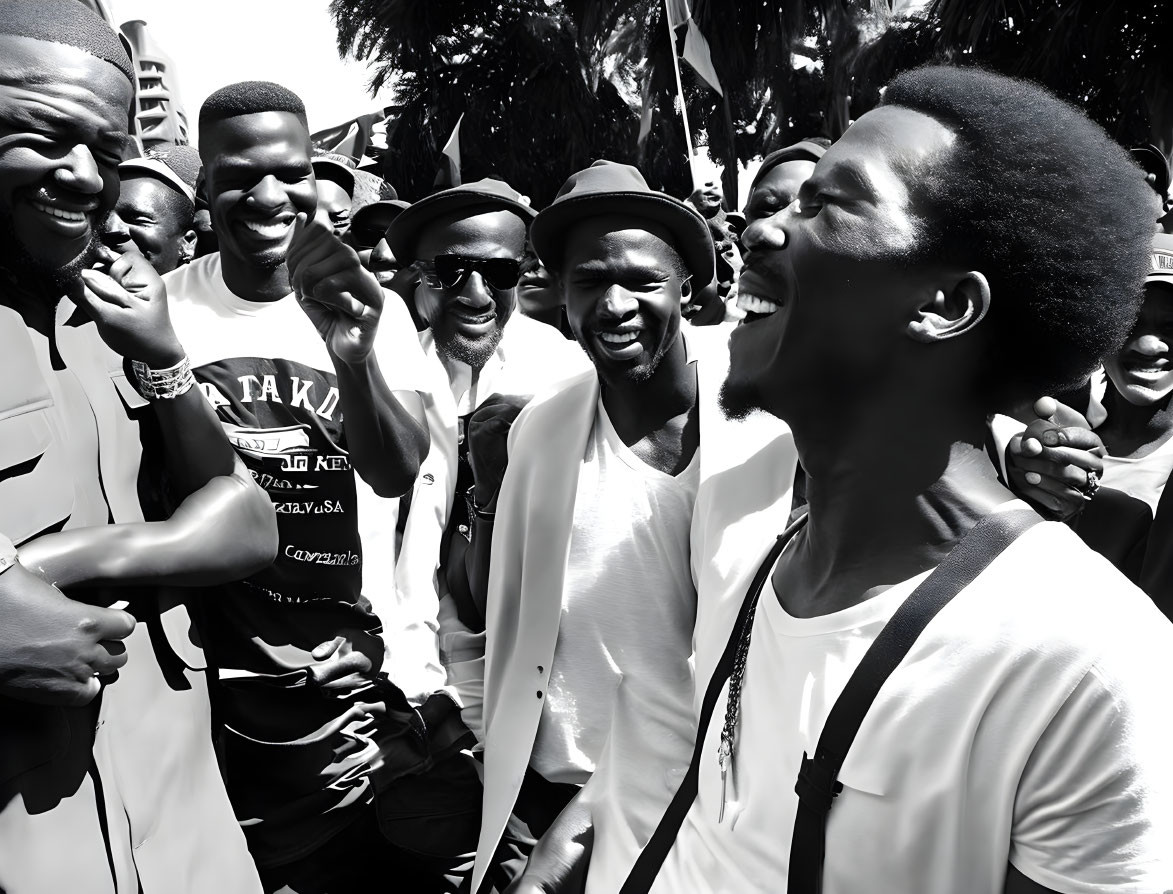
[164, 80, 474, 891]
[0, 1, 278, 892]
[518, 66, 1173, 894]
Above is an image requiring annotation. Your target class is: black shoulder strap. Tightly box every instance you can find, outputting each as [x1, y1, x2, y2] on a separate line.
[787, 507, 1039, 892]
[621, 507, 1040, 894]
[619, 514, 808, 894]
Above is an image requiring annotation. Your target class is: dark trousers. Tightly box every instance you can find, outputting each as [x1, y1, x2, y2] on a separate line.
[260, 752, 482, 894]
[478, 766, 580, 894]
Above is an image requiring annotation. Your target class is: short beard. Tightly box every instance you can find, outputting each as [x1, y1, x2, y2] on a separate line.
[577, 336, 669, 386]
[0, 210, 102, 299]
[719, 375, 761, 421]
[434, 323, 504, 371]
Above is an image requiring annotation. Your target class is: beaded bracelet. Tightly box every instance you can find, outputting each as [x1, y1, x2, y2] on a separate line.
[131, 356, 196, 400]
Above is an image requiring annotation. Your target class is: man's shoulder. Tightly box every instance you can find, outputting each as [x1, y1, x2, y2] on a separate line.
[162, 253, 218, 302]
[508, 367, 598, 449]
[937, 516, 1173, 674]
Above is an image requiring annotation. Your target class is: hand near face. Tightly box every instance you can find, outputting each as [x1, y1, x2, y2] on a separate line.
[308, 627, 384, 693]
[468, 393, 533, 512]
[77, 247, 184, 367]
[0, 562, 135, 706]
[288, 210, 384, 365]
[1006, 396, 1105, 519]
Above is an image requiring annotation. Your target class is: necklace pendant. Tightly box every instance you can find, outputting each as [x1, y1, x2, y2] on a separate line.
[717, 737, 732, 823]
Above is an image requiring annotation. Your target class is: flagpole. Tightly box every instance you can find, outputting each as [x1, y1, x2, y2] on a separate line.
[664, 0, 697, 188]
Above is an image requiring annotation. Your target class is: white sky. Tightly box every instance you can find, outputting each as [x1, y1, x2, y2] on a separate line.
[107, 0, 397, 141]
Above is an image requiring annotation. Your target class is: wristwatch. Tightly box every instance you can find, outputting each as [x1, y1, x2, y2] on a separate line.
[0, 534, 18, 577]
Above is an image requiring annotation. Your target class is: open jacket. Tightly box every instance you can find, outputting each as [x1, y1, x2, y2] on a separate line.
[470, 324, 798, 892]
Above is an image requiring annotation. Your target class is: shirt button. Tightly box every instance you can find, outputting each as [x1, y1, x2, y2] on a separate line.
[536, 691, 543, 699]
[458, 524, 469, 535]
[457, 432, 465, 445]
[537, 666, 544, 674]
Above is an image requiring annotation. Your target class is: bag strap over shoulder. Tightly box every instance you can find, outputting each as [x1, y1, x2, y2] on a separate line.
[787, 507, 1039, 892]
[620, 506, 1040, 894]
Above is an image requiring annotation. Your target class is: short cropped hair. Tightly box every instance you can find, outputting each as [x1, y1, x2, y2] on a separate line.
[199, 81, 306, 131]
[882, 66, 1154, 404]
[0, 0, 134, 81]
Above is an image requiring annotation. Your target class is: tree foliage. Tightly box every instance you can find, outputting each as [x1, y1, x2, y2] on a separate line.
[852, 0, 1173, 152]
[331, 0, 653, 205]
[330, 0, 1170, 208]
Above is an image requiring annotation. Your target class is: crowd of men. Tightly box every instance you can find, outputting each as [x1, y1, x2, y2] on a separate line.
[1, 2, 1171, 893]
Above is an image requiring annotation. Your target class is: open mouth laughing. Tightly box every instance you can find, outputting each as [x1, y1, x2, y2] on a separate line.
[591, 326, 644, 360]
[239, 214, 296, 241]
[26, 188, 99, 235]
[736, 269, 786, 323]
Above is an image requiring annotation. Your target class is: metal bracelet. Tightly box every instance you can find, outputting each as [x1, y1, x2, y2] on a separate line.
[131, 356, 195, 400]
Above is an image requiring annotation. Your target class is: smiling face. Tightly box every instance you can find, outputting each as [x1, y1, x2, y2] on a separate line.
[722, 106, 958, 423]
[0, 36, 132, 289]
[414, 208, 527, 369]
[108, 176, 193, 273]
[561, 215, 690, 386]
[200, 111, 317, 270]
[1104, 284, 1173, 407]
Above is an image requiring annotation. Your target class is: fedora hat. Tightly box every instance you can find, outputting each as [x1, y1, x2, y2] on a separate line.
[388, 178, 536, 264]
[531, 160, 715, 288]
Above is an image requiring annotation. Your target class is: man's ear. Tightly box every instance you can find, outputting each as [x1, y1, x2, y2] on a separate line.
[679, 276, 693, 307]
[907, 271, 990, 343]
[179, 228, 197, 265]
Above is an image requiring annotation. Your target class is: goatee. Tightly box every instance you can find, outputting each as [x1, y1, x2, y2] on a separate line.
[719, 376, 760, 421]
[435, 324, 503, 371]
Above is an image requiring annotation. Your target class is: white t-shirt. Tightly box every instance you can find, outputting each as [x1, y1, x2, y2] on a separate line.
[166, 253, 430, 609]
[164, 254, 433, 862]
[1101, 432, 1173, 513]
[654, 512, 1173, 894]
[531, 398, 700, 784]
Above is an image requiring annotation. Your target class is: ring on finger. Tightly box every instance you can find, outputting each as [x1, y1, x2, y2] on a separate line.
[1079, 468, 1100, 500]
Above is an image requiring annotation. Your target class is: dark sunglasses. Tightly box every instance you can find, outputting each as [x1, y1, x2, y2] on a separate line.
[419, 254, 522, 291]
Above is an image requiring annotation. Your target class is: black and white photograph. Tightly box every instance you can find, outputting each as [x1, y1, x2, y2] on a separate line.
[0, 1, 1170, 892]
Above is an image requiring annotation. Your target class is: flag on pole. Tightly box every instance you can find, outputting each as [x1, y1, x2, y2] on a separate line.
[664, 0, 690, 30]
[682, 17, 723, 96]
[311, 113, 378, 163]
[435, 113, 463, 188]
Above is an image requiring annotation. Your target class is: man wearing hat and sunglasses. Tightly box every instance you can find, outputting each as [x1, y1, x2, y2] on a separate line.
[467, 161, 796, 893]
[384, 178, 587, 744]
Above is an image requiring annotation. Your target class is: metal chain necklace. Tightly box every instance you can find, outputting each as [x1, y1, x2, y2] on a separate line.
[717, 523, 804, 822]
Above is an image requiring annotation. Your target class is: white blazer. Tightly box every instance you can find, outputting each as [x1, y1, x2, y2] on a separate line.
[471, 324, 797, 892]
